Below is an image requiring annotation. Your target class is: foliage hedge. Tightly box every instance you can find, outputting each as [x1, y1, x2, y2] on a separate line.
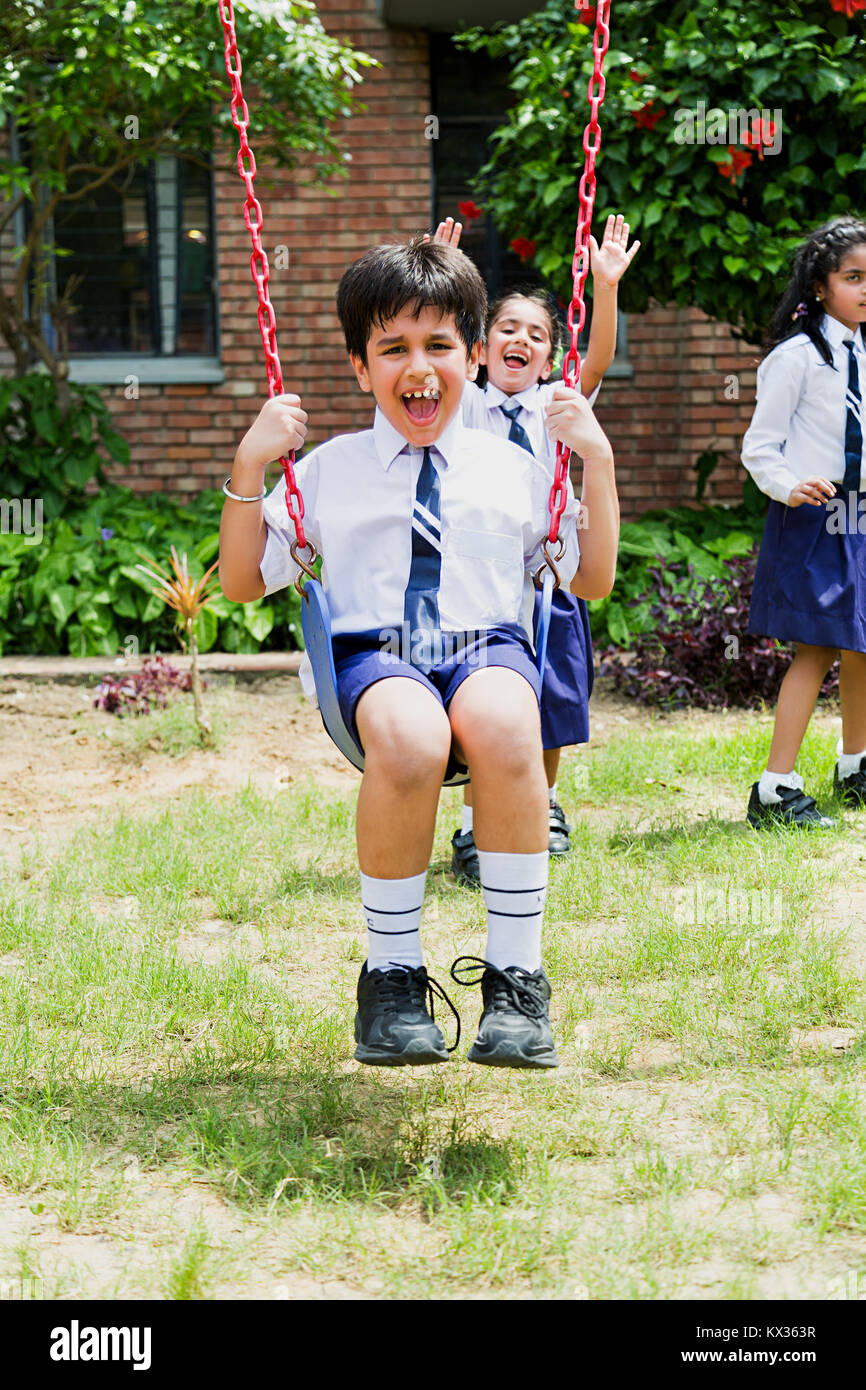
[0, 376, 301, 658]
[586, 492, 767, 649]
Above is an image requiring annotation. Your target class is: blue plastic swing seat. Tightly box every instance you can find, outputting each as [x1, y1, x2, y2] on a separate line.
[300, 571, 555, 788]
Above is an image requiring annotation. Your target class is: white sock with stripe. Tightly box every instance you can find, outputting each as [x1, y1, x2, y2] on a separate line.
[360, 870, 425, 972]
[476, 849, 547, 973]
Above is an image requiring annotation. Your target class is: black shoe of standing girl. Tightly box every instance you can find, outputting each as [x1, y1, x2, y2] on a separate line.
[834, 757, 866, 806]
[746, 782, 835, 829]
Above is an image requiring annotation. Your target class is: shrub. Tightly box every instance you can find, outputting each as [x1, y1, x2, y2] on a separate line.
[93, 655, 195, 717]
[587, 501, 767, 649]
[0, 483, 302, 658]
[600, 551, 840, 710]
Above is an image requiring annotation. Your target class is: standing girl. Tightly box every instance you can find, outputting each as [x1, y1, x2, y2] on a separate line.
[435, 214, 637, 880]
[743, 216, 866, 827]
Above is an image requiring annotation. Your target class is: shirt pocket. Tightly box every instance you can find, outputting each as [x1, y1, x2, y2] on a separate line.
[446, 528, 522, 566]
[442, 527, 524, 626]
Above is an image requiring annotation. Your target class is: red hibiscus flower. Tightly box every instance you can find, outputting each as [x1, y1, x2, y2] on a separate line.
[458, 200, 483, 222]
[510, 237, 537, 262]
[742, 118, 778, 160]
[718, 146, 753, 182]
[830, 0, 866, 15]
[575, 4, 596, 24]
[633, 102, 666, 130]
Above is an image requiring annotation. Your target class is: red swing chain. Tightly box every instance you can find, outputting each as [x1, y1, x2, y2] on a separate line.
[217, 0, 311, 559]
[219, 0, 609, 559]
[548, 0, 611, 548]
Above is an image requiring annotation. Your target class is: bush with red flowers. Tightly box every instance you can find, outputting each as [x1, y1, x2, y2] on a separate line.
[459, 2, 866, 344]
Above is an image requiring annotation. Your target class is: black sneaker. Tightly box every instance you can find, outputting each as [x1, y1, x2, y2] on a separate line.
[548, 800, 572, 856]
[746, 782, 835, 829]
[354, 963, 459, 1066]
[834, 757, 866, 806]
[451, 828, 480, 887]
[450, 956, 559, 1069]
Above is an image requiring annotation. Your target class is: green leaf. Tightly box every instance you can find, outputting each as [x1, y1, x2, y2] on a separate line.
[242, 602, 275, 643]
[48, 584, 76, 627]
[195, 605, 219, 653]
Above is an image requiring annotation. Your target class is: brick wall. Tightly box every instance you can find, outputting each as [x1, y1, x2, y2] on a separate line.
[595, 307, 760, 516]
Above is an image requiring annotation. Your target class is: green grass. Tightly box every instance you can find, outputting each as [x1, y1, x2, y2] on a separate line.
[1, 707, 866, 1298]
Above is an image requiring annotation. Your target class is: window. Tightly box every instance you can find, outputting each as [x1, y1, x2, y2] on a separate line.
[46, 155, 221, 384]
[430, 35, 629, 376]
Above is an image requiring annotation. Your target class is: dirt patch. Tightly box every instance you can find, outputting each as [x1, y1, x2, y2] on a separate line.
[0, 674, 357, 855]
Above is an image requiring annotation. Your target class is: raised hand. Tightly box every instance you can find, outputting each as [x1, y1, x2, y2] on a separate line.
[589, 214, 640, 290]
[423, 216, 463, 249]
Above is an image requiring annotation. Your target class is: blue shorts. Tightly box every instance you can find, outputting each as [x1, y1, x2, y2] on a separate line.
[333, 624, 541, 769]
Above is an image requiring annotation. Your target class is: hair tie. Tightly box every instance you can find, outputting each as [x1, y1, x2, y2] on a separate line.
[791, 301, 808, 322]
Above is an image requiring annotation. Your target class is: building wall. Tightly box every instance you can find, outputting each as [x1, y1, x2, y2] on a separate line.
[1, 0, 761, 517]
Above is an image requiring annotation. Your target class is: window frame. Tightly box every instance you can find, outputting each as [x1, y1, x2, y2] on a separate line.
[14, 135, 224, 385]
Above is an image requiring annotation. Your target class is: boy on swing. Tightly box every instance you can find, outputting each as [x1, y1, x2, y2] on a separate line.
[220, 236, 618, 1069]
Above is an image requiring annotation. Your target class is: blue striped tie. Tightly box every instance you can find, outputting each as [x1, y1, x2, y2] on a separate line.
[404, 447, 442, 672]
[843, 339, 863, 495]
[500, 403, 533, 455]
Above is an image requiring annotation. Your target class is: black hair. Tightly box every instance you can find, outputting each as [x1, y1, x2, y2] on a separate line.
[486, 286, 565, 362]
[765, 215, 866, 366]
[336, 236, 487, 363]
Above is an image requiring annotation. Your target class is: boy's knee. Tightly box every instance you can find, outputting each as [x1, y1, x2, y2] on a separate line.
[357, 684, 451, 785]
[462, 709, 542, 778]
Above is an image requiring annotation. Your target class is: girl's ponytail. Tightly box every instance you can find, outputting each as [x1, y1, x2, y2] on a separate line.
[765, 216, 866, 367]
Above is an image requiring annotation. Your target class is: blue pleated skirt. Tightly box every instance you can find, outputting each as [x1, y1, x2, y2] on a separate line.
[748, 493, 866, 652]
[533, 587, 593, 749]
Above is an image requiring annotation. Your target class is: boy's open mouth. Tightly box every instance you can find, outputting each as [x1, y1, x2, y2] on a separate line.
[402, 388, 440, 423]
[504, 351, 528, 369]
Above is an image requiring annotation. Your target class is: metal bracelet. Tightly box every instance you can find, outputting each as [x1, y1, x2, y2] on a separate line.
[222, 477, 266, 503]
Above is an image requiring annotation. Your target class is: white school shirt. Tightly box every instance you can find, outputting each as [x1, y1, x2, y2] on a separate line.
[260, 405, 580, 644]
[741, 314, 866, 504]
[461, 379, 601, 475]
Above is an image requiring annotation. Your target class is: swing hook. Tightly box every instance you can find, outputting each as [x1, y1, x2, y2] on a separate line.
[533, 537, 565, 592]
[291, 540, 319, 597]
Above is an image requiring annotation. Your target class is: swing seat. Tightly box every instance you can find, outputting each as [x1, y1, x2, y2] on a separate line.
[300, 570, 555, 788]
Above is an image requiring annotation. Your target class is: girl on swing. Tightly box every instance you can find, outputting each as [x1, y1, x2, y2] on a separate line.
[432, 214, 639, 882]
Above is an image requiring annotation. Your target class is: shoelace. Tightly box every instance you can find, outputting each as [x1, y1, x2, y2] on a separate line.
[450, 956, 547, 1020]
[381, 965, 462, 1053]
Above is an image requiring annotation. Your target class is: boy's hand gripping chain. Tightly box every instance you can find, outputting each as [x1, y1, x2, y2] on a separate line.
[218, 0, 317, 591]
[544, 0, 611, 584]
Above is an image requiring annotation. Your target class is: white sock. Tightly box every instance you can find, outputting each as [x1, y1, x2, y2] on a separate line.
[836, 739, 866, 779]
[476, 849, 547, 973]
[548, 783, 557, 805]
[360, 870, 425, 972]
[461, 805, 474, 835]
[758, 769, 803, 805]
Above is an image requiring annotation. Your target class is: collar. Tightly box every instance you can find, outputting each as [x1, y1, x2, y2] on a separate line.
[372, 403, 466, 470]
[821, 313, 866, 358]
[484, 381, 542, 414]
